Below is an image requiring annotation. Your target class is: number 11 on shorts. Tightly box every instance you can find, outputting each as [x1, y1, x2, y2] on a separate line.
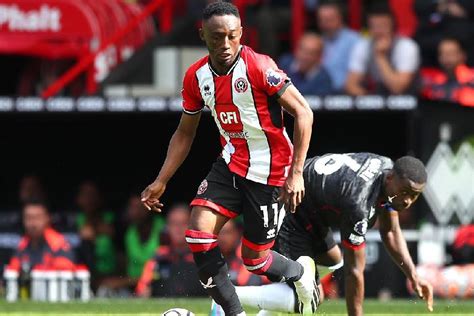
[260, 203, 285, 231]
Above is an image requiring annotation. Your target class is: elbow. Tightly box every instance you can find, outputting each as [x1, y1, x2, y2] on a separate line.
[345, 82, 362, 97]
[296, 103, 314, 126]
[389, 85, 409, 95]
[388, 78, 413, 95]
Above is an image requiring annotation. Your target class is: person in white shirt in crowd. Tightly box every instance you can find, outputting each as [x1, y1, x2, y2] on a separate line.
[345, 5, 420, 96]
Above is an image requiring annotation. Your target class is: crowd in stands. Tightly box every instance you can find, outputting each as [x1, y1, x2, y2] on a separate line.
[4, 0, 474, 106]
[268, 0, 474, 105]
[1, 175, 268, 298]
[182, 0, 473, 106]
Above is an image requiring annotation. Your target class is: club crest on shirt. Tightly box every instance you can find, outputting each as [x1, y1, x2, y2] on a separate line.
[266, 69, 283, 87]
[234, 77, 248, 93]
[354, 219, 368, 235]
[197, 179, 208, 195]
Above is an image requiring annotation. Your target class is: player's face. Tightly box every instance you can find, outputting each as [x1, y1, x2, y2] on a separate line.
[386, 174, 425, 211]
[201, 15, 242, 70]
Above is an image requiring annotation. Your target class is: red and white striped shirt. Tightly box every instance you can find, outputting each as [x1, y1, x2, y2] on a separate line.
[182, 45, 293, 186]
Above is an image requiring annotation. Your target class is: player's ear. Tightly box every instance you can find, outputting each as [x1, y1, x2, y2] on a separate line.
[199, 28, 205, 41]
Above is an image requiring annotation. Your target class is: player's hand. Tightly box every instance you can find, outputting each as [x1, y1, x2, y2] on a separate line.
[412, 279, 434, 312]
[141, 180, 166, 212]
[279, 172, 305, 213]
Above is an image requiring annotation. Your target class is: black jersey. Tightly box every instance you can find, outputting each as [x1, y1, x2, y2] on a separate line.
[294, 153, 393, 250]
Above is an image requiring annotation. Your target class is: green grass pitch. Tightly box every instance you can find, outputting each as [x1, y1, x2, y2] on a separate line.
[1, 298, 473, 315]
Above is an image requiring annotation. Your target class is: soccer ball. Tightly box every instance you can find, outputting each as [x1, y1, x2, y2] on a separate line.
[161, 308, 196, 316]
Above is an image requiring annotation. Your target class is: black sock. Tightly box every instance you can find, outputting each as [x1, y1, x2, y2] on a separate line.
[243, 250, 303, 283]
[265, 251, 304, 282]
[191, 243, 243, 315]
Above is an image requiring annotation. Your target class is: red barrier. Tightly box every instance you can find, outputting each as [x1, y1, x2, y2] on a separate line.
[41, 0, 168, 98]
[0, 0, 100, 58]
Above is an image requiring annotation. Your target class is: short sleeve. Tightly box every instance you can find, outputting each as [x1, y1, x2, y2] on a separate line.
[393, 38, 420, 73]
[348, 39, 370, 74]
[340, 205, 368, 250]
[258, 55, 291, 97]
[181, 69, 204, 115]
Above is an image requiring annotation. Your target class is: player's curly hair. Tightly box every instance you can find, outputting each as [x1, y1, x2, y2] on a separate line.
[393, 156, 427, 184]
[202, 1, 240, 21]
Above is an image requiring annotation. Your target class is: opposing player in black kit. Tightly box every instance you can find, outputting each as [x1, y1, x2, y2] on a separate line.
[213, 153, 434, 315]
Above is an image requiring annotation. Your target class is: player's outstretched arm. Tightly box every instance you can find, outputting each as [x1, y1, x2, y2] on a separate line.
[343, 246, 366, 316]
[378, 210, 434, 312]
[141, 112, 201, 212]
[277, 85, 313, 213]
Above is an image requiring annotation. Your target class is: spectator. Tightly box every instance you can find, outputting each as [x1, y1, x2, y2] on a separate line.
[316, 0, 360, 91]
[420, 38, 474, 107]
[7, 200, 75, 272]
[1, 175, 46, 233]
[124, 194, 166, 280]
[75, 181, 117, 285]
[345, 5, 420, 96]
[414, 0, 474, 67]
[219, 220, 269, 286]
[94, 195, 167, 296]
[135, 204, 205, 297]
[18, 175, 46, 206]
[279, 32, 333, 96]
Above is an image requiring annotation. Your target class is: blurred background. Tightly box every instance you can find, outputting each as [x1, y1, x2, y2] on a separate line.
[1, 0, 473, 303]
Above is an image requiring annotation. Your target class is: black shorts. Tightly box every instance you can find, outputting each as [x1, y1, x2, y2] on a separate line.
[273, 212, 337, 261]
[191, 158, 285, 251]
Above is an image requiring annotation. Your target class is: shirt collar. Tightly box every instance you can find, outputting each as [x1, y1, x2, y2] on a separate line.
[208, 45, 243, 76]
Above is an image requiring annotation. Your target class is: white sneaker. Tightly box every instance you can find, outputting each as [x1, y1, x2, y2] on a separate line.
[294, 256, 317, 315]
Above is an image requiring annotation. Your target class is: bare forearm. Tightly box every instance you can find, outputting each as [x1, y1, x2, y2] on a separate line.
[382, 229, 417, 282]
[375, 56, 410, 94]
[155, 129, 194, 184]
[345, 269, 364, 316]
[291, 109, 313, 173]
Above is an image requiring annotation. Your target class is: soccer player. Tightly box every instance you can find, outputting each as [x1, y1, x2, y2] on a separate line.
[212, 153, 434, 315]
[140, 2, 314, 315]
